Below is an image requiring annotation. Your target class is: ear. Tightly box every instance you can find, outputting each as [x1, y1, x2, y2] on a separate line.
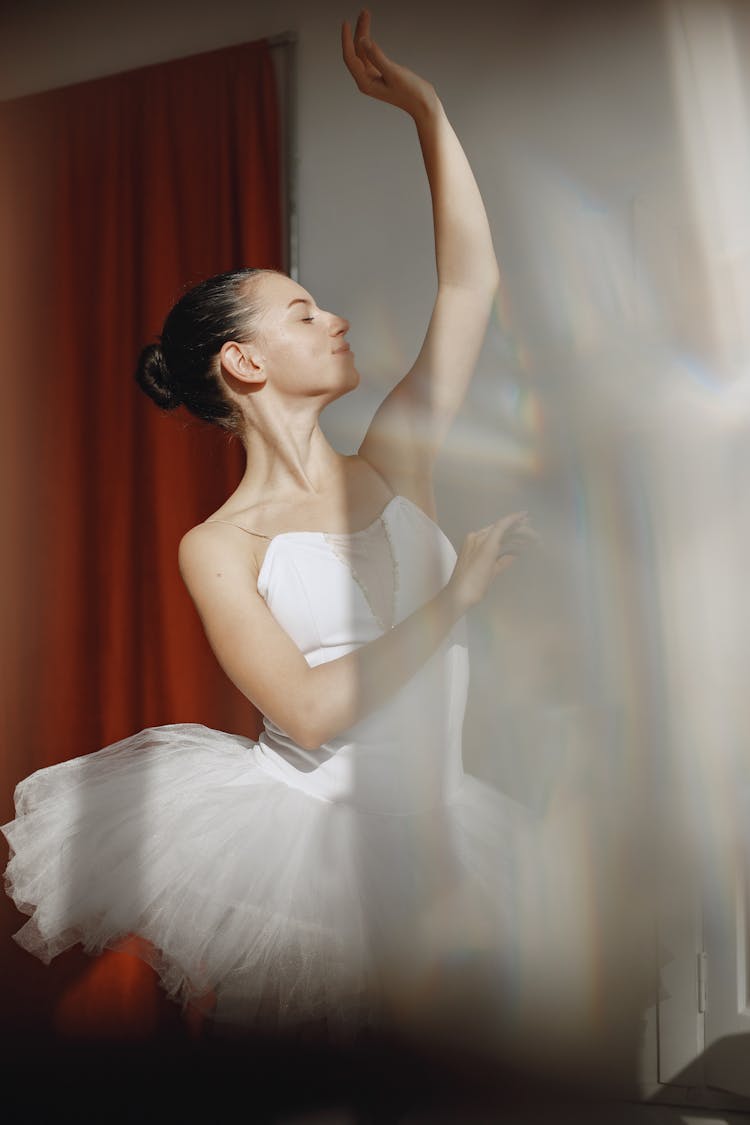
[220, 340, 266, 385]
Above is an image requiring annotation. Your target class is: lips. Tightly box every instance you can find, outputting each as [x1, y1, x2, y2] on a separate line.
[333, 344, 351, 354]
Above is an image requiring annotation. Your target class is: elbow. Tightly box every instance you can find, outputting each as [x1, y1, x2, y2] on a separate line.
[274, 712, 322, 753]
[446, 270, 501, 297]
[286, 691, 329, 752]
[293, 722, 330, 753]
[279, 670, 348, 751]
[295, 693, 350, 752]
[473, 257, 501, 293]
[465, 255, 501, 294]
[485, 266, 502, 293]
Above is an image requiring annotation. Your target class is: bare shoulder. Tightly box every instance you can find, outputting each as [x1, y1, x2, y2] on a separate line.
[178, 520, 264, 602]
[174, 518, 317, 748]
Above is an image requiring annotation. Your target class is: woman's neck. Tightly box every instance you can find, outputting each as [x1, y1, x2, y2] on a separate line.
[237, 417, 346, 504]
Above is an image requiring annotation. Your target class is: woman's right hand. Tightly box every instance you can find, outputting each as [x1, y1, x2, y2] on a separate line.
[447, 512, 539, 613]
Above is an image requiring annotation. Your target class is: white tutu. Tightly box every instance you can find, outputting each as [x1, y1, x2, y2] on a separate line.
[3, 722, 530, 1043]
[2, 497, 533, 1045]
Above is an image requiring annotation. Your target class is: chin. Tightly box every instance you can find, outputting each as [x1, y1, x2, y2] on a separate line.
[324, 368, 359, 405]
[339, 364, 361, 393]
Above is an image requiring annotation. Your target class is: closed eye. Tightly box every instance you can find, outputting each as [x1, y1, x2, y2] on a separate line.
[301, 316, 316, 323]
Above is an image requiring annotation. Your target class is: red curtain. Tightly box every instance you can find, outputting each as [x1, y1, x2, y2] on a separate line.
[0, 39, 282, 1037]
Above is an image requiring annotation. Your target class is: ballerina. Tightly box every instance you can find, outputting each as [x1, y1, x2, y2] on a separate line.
[2, 9, 538, 1047]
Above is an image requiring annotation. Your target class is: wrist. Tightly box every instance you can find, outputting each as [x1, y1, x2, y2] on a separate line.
[437, 578, 467, 627]
[411, 87, 442, 126]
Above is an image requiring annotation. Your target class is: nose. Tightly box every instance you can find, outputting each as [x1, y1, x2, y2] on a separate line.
[329, 312, 350, 338]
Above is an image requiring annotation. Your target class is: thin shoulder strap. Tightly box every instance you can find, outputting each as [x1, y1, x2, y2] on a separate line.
[207, 520, 272, 540]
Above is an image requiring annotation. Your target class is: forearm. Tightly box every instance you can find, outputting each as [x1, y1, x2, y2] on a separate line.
[303, 583, 463, 748]
[414, 95, 500, 291]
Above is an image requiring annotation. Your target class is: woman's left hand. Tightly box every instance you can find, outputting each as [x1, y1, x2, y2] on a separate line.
[341, 9, 438, 118]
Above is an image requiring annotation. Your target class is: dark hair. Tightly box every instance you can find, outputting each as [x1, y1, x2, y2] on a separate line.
[135, 267, 278, 434]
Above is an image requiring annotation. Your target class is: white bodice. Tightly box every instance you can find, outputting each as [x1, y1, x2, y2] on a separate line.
[251, 495, 469, 814]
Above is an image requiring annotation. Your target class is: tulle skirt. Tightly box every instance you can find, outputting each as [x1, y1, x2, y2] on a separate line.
[1, 724, 532, 1046]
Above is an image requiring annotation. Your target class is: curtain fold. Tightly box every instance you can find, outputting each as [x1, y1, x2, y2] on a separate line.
[0, 38, 283, 1035]
[2, 38, 282, 771]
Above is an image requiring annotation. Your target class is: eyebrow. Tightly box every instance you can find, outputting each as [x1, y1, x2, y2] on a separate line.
[286, 297, 312, 309]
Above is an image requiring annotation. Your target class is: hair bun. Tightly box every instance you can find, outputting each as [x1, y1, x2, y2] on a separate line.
[134, 342, 183, 410]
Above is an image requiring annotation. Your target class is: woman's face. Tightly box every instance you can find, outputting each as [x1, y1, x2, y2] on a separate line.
[249, 272, 359, 401]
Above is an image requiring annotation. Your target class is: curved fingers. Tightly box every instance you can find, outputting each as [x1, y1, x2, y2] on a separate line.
[341, 20, 365, 81]
[342, 24, 379, 88]
[360, 37, 391, 79]
[359, 42, 384, 81]
[493, 555, 516, 576]
[342, 12, 392, 98]
[353, 9, 381, 74]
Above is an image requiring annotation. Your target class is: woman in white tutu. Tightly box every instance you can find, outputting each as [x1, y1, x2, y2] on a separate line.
[2, 10, 537, 1047]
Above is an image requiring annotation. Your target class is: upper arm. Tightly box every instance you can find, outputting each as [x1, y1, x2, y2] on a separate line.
[357, 281, 498, 490]
[178, 525, 316, 749]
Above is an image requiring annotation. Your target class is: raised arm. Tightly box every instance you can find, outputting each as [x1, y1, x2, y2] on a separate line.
[343, 10, 501, 495]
